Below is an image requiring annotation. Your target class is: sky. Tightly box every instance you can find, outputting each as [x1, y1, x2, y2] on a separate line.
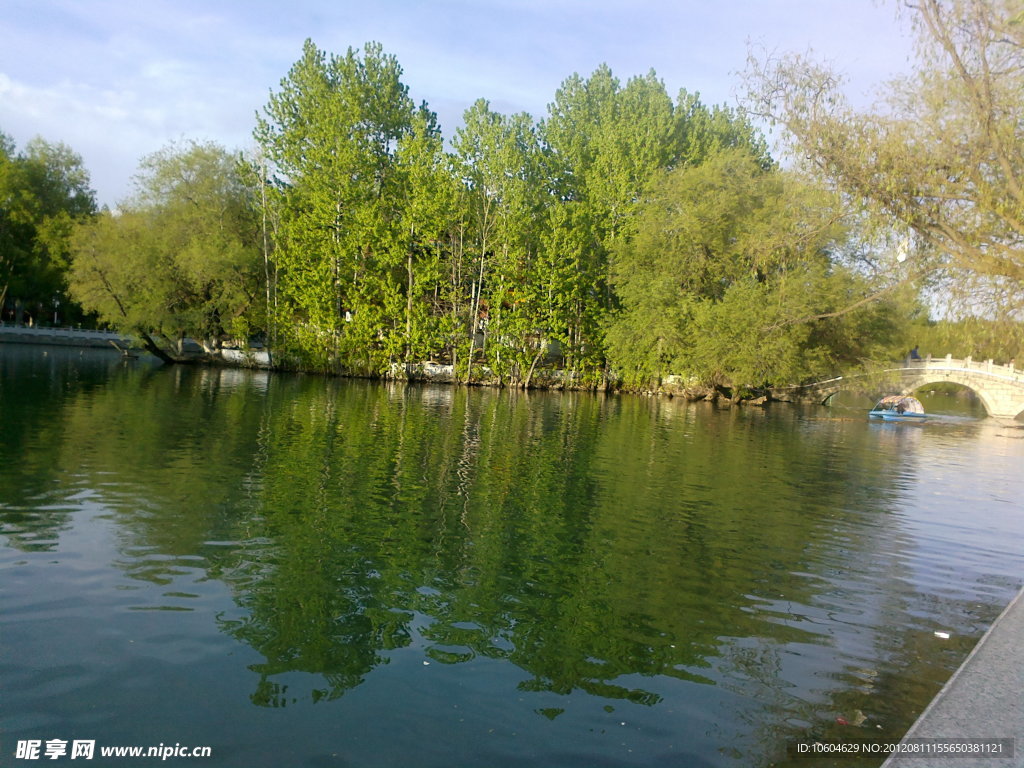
[1, 1, 917, 208]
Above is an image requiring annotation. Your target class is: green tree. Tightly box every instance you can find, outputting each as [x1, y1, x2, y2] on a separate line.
[539, 68, 677, 383]
[539, 68, 771, 383]
[0, 133, 96, 323]
[68, 140, 260, 360]
[392, 108, 460, 369]
[607, 150, 902, 392]
[452, 100, 549, 384]
[0, 132, 33, 314]
[255, 39, 420, 373]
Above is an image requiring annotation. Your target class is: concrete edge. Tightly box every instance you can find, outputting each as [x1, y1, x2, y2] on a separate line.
[881, 585, 1024, 767]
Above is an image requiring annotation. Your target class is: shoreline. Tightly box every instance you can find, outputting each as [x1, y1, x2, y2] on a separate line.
[1, 326, 762, 404]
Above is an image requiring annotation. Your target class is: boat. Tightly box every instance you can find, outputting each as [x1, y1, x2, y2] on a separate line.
[868, 395, 926, 421]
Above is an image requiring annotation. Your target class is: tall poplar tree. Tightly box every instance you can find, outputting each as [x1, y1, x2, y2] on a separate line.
[391, 107, 459, 369]
[541, 67, 678, 380]
[254, 40, 420, 373]
[453, 101, 548, 384]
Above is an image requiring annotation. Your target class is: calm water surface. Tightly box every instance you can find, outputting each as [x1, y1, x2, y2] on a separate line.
[2, 347, 1022, 768]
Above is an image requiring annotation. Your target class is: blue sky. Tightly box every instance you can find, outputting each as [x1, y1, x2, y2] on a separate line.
[1, 1, 916, 207]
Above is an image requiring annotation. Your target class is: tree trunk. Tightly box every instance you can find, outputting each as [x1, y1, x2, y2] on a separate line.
[405, 247, 414, 362]
[522, 347, 545, 389]
[139, 331, 176, 364]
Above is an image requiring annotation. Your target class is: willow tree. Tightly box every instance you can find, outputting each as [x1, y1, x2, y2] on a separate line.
[68, 141, 260, 360]
[746, 0, 1024, 322]
[254, 40, 423, 373]
[607, 149, 904, 392]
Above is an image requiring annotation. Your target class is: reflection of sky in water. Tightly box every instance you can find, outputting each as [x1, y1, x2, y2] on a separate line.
[893, 422, 1024, 604]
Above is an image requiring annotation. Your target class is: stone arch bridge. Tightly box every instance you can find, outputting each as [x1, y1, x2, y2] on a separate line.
[774, 356, 1024, 419]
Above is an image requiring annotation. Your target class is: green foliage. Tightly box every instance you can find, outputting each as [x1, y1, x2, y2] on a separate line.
[255, 40, 422, 374]
[746, 0, 1024, 318]
[391, 108, 460, 366]
[675, 90, 773, 170]
[911, 316, 1024, 363]
[248, 43, 929, 390]
[0, 131, 96, 322]
[453, 100, 549, 383]
[68, 141, 260, 353]
[607, 149, 904, 391]
[67, 208, 159, 334]
[539, 71, 773, 382]
[14, 40, 944, 389]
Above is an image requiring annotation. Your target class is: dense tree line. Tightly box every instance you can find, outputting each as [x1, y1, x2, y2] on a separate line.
[25, 7, 1024, 392]
[242, 40, 907, 392]
[0, 42, 922, 392]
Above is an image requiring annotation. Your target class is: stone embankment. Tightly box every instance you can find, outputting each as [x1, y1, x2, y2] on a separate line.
[0, 323, 131, 350]
[389, 363, 751, 400]
[1, 325, 273, 367]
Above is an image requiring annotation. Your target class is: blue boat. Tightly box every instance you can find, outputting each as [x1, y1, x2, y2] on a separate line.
[869, 394, 926, 421]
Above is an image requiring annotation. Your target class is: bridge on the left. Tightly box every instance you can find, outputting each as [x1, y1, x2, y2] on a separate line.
[0, 323, 132, 350]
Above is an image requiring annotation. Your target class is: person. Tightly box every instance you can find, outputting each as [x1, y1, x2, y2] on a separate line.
[909, 345, 921, 360]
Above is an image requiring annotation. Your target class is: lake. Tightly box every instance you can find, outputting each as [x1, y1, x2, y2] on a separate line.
[2, 346, 1021, 767]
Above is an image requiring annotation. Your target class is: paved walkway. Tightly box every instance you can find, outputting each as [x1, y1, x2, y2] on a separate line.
[882, 587, 1024, 768]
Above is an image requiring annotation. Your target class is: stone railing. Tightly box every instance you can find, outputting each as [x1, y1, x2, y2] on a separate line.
[901, 355, 1022, 382]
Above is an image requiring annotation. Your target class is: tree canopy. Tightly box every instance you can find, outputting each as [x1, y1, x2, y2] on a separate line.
[68, 140, 260, 360]
[746, 0, 1024, 320]
[607, 149, 906, 390]
[0, 132, 96, 323]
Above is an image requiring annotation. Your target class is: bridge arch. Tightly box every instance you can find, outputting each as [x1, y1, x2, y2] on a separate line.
[897, 372, 1007, 419]
[788, 358, 1024, 420]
